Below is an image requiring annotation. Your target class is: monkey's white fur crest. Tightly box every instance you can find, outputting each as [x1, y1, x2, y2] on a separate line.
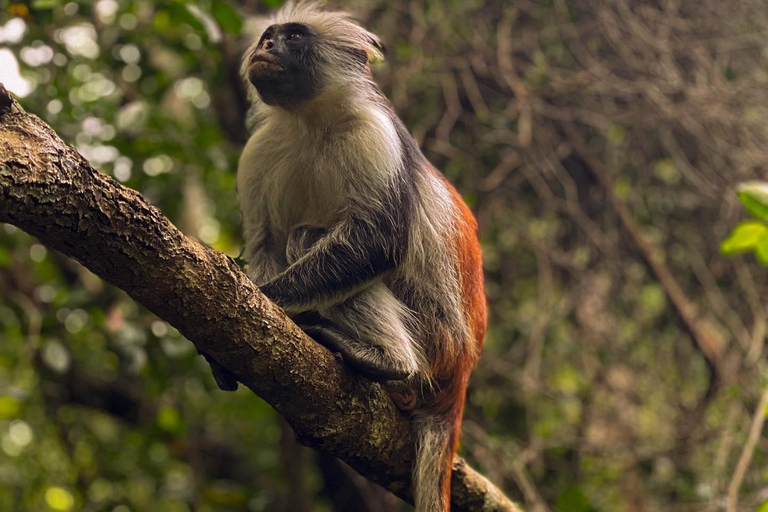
[275, 1, 384, 61]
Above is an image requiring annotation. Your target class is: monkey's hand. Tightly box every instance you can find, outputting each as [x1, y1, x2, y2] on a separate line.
[198, 350, 239, 391]
[259, 224, 327, 311]
[285, 224, 326, 265]
[259, 209, 407, 314]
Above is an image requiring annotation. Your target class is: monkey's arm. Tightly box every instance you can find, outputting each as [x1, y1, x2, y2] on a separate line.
[259, 198, 409, 314]
[242, 209, 285, 286]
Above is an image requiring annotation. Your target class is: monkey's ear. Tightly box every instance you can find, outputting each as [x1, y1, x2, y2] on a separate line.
[367, 35, 386, 58]
[346, 31, 385, 68]
[348, 47, 370, 67]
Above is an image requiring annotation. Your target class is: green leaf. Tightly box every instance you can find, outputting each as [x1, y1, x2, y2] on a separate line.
[555, 486, 591, 512]
[45, 487, 75, 511]
[153, 9, 172, 31]
[157, 5, 205, 33]
[156, 405, 184, 434]
[211, 0, 243, 35]
[607, 124, 624, 145]
[653, 158, 680, 185]
[0, 396, 21, 418]
[754, 498, 768, 512]
[720, 221, 768, 254]
[31, 0, 60, 9]
[0, 246, 10, 267]
[737, 181, 768, 220]
[755, 235, 768, 265]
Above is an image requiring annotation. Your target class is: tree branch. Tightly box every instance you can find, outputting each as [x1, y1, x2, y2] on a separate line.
[0, 83, 522, 512]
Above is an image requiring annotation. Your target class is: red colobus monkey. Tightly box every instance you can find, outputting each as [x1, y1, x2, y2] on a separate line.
[230, 2, 486, 510]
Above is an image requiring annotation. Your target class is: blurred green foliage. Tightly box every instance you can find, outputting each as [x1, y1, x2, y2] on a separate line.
[1, 0, 768, 511]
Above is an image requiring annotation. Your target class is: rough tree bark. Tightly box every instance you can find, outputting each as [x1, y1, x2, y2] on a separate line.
[0, 84, 523, 512]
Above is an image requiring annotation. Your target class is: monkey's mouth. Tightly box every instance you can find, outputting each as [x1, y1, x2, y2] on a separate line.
[249, 52, 282, 70]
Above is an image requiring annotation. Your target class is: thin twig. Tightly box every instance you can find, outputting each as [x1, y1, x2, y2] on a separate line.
[726, 389, 768, 512]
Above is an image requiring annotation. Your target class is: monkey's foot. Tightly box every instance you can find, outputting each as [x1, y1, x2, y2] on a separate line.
[389, 390, 417, 410]
[199, 351, 239, 391]
[385, 381, 418, 411]
[210, 362, 239, 391]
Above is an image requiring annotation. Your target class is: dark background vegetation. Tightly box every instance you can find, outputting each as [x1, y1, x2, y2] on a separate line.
[1, 0, 767, 511]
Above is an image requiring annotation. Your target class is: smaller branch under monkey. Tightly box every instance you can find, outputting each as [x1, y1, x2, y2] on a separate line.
[207, 3, 487, 510]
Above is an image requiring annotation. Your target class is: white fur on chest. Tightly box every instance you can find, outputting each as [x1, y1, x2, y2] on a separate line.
[237, 106, 402, 237]
[238, 128, 343, 234]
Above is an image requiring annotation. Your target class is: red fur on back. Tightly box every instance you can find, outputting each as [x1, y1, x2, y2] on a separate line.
[428, 174, 486, 511]
[432, 174, 486, 380]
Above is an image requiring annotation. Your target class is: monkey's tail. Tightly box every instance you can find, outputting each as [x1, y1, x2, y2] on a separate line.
[412, 413, 458, 512]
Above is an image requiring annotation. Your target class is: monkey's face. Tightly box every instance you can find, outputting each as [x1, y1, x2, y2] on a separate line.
[245, 23, 324, 108]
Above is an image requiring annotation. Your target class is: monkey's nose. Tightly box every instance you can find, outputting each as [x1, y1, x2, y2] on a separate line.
[262, 40, 274, 50]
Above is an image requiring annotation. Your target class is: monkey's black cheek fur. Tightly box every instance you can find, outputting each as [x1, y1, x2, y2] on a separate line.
[249, 66, 323, 107]
[246, 22, 324, 109]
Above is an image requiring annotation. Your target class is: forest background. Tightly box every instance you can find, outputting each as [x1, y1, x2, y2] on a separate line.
[0, 0, 767, 511]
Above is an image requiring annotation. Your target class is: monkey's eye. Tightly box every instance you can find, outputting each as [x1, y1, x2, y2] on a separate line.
[288, 32, 303, 41]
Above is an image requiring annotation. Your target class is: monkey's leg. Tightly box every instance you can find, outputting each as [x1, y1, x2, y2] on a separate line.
[301, 318, 420, 410]
[287, 225, 422, 387]
[297, 286, 424, 385]
[325, 286, 423, 377]
[293, 311, 417, 383]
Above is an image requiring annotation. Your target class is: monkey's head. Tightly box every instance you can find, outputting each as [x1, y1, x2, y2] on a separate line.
[242, 1, 385, 110]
